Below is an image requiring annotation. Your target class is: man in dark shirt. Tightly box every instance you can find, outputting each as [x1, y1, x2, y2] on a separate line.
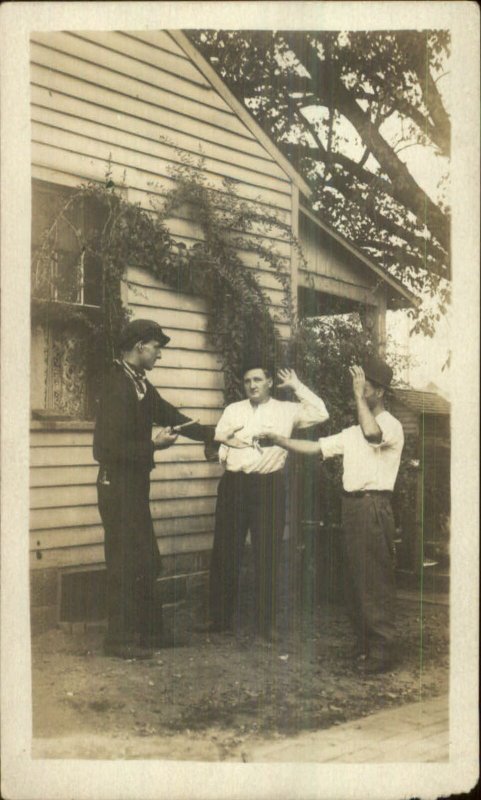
[94, 319, 214, 659]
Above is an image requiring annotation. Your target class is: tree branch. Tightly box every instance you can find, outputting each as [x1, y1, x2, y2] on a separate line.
[410, 33, 451, 154]
[282, 32, 450, 252]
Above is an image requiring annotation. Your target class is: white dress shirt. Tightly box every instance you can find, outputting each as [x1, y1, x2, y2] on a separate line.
[319, 410, 404, 492]
[216, 383, 329, 474]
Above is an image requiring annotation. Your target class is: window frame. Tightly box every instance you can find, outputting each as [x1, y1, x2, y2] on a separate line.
[31, 179, 106, 423]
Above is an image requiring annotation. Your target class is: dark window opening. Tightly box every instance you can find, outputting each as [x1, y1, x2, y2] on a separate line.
[32, 180, 104, 307]
[298, 286, 364, 318]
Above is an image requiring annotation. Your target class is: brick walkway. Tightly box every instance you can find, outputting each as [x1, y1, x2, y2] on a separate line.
[241, 694, 449, 763]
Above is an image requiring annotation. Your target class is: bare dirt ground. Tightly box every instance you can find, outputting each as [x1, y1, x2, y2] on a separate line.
[31, 592, 449, 761]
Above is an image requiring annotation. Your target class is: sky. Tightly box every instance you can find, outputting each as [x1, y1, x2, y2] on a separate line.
[383, 72, 451, 395]
[296, 41, 452, 394]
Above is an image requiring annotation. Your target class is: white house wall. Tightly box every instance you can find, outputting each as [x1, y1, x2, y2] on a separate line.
[29, 29, 294, 571]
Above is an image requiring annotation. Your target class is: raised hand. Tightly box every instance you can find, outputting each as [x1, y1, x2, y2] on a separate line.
[349, 365, 366, 400]
[277, 368, 301, 391]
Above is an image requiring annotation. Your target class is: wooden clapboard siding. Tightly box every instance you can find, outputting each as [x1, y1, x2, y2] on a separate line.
[30, 514, 214, 552]
[155, 387, 224, 408]
[146, 210, 291, 249]
[151, 367, 224, 390]
[31, 532, 215, 570]
[127, 30, 194, 58]
[128, 262, 290, 323]
[299, 213, 374, 291]
[30, 461, 222, 488]
[31, 139, 292, 215]
[147, 348, 222, 371]
[31, 514, 216, 552]
[30, 43, 254, 139]
[129, 286, 289, 325]
[31, 428, 94, 448]
[31, 497, 216, 532]
[31, 85, 288, 183]
[30, 515, 216, 568]
[29, 57, 283, 168]
[30, 80, 280, 171]
[390, 405, 418, 437]
[29, 29, 294, 572]
[32, 113, 289, 198]
[83, 31, 211, 88]
[31, 118, 291, 210]
[61, 31, 227, 108]
[31, 477, 220, 510]
[30, 442, 212, 469]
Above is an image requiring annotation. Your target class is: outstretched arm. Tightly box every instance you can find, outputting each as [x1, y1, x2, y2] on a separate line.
[260, 432, 324, 457]
[152, 390, 214, 443]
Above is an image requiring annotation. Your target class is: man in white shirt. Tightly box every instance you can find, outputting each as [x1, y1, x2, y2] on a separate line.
[261, 357, 404, 672]
[203, 363, 329, 642]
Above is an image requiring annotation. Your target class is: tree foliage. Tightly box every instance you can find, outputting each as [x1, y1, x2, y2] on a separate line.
[188, 29, 451, 335]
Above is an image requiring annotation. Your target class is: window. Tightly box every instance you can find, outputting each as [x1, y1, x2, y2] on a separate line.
[31, 180, 105, 420]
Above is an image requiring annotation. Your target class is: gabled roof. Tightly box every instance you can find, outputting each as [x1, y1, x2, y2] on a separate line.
[173, 31, 419, 310]
[392, 388, 450, 416]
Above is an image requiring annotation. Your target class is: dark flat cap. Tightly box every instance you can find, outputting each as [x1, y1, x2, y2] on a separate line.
[119, 319, 170, 350]
[363, 356, 393, 389]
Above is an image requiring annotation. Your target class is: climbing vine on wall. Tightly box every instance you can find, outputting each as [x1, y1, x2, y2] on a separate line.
[32, 155, 303, 402]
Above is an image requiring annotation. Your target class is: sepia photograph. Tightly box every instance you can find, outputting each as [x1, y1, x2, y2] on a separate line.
[1, 2, 479, 799]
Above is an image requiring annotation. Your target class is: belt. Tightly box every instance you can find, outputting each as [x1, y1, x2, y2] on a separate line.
[342, 490, 392, 499]
[225, 469, 284, 478]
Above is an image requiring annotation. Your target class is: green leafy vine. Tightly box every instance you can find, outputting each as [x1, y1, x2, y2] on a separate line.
[32, 155, 303, 403]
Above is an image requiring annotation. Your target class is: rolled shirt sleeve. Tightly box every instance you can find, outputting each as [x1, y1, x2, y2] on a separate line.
[318, 431, 345, 460]
[369, 412, 404, 449]
[214, 405, 237, 465]
[291, 382, 329, 429]
[214, 405, 234, 441]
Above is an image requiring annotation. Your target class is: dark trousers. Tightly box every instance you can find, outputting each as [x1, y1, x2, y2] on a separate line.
[97, 466, 163, 646]
[209, 470, 286, 633]
[341, 493, 397, 657]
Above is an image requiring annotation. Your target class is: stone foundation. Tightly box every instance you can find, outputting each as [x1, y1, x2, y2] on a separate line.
[30, 550, 211, 635]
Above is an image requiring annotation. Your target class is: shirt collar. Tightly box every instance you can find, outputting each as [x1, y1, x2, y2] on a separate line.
[121, 360, 145, 378]
[248, 397, 273, 409]
[114, 359, 148, 398]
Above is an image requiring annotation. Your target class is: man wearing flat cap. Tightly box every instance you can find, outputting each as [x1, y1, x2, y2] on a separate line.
[93, 319, 214, 659]
[259, 357, 404, 672]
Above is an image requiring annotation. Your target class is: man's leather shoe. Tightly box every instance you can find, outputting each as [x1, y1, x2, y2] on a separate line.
[104, 643, 153, 660]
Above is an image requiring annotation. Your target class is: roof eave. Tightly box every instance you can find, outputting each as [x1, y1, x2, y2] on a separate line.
[299, 203, 420, 310]
[172, 31, 312, 198]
